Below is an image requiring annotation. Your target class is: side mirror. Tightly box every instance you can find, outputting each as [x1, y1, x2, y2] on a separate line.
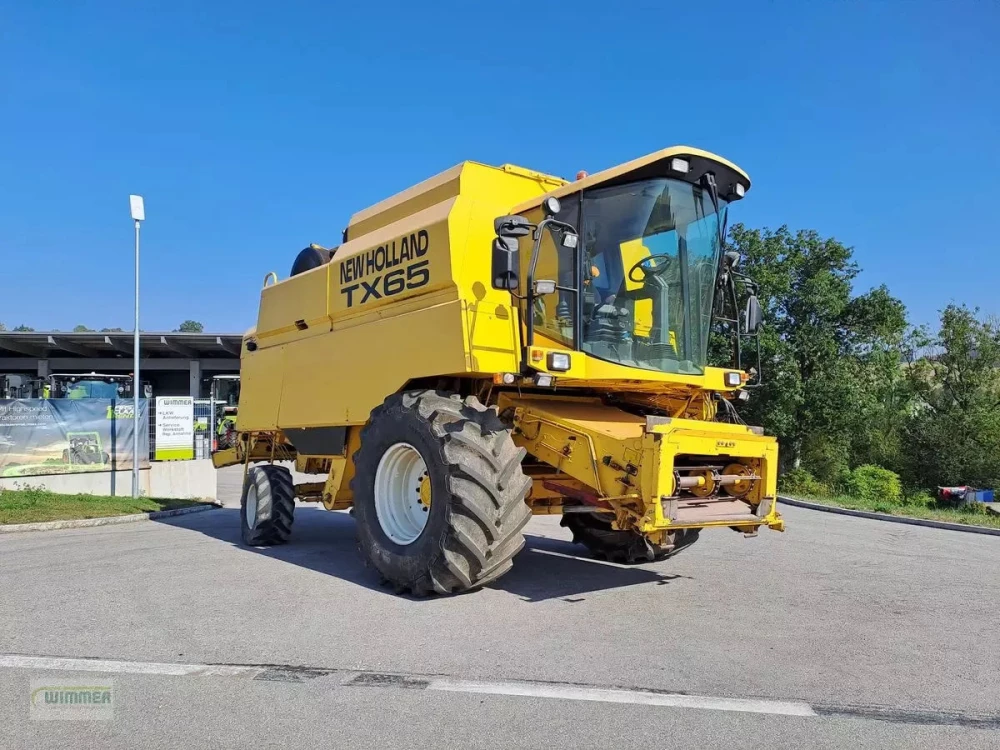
[494, 215, 531, 238]
[492, 236, 520, 291]
[744, 295, 763, 334]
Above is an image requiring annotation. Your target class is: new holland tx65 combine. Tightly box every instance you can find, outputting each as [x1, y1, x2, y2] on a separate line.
[214, 145, 783, 595]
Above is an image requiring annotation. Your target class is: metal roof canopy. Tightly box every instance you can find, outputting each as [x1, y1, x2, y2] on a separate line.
[0, 331, 243, 360]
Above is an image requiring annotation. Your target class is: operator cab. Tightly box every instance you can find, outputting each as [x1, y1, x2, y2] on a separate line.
[46, 373, 136, 399]
[492, 147, 757, 381]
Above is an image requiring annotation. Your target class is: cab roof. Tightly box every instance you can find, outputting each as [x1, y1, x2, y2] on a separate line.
[511, 145, 751, 214]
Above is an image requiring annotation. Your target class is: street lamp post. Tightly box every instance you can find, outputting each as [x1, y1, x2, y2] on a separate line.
[129, 195, 145, 499]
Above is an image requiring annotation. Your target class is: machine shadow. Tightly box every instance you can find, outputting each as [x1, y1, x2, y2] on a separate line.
[493, 534, 687, 602]
[156, 507, 687, 602]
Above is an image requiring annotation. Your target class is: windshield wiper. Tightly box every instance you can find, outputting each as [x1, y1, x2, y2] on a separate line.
[700, 172, 726, 250]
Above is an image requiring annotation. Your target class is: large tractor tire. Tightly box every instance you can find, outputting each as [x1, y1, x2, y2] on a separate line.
[217, 422, 237, 450]
[561, 512, 700, 564]
[352, 390, 532, 596]
[241, 465, 295, 546]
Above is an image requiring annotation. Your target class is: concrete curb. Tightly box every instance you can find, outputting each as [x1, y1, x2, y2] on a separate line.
[0, 503, 220, 534]
[778, 495, 1000, 537]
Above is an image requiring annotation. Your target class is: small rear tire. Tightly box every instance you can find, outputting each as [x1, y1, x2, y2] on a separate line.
[241, 465, 295, 546]
[217, 424, 236, 450]
[561, 512, 700, 564]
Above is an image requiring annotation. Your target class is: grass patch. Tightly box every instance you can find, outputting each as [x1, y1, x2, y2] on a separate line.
[0, 487, 208, 525]
[785, 492, 1000, 530]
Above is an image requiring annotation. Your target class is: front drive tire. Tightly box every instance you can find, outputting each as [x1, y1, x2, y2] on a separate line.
[561, 512, 700, 564]
[241, 465, 295, 546]
[352, 390, 532, 596]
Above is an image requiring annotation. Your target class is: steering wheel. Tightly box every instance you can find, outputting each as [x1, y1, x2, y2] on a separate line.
[627, 253, 674, 283]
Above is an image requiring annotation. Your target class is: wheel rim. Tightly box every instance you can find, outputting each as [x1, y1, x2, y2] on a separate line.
[689, 468, 716, 498]
[374, 442, 430, 545]
[245, 484, 258, 528]
[722, 463, 753, 497]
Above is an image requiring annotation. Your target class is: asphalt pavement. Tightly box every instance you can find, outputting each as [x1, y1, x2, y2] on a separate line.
[1, 466, 998, 748]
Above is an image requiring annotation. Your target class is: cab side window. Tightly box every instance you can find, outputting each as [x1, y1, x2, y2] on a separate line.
[522, 199, 580, 346]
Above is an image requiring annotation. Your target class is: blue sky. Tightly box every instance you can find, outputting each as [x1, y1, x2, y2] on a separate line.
[1, 0, 996, 332]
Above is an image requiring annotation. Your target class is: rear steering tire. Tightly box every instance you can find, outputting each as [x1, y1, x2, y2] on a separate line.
[561, 511, 700, 564]
[241, 465, 295, 546]
[352, 390, 532, 596]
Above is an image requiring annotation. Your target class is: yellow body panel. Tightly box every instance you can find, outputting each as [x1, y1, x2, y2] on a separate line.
[523, 342, 745, 392]
[257, 267, 330, 337]
[277, 300, 467, 426]
[236, 345, 284, 430]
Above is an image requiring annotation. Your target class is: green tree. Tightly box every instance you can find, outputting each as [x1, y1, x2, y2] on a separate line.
[840, 285, 911, 472]
[902, 306, 1000, 489]
[100, 327, 125, 332]
[72, 325, 93, 332]
[12, 325, 35, 332]
[725, 224, 908, 480]
[176, 320, 204, 333]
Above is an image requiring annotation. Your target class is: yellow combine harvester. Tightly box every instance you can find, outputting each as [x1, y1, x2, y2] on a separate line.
[214, 145, 782, 595]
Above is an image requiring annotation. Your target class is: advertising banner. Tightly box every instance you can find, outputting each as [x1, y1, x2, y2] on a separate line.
[0, 399, 149, 478]
[154, 397, 194, 460]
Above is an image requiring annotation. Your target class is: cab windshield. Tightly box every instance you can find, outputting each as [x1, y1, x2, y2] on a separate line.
[60, 380, 123, 399]
[580, 178, 725, 375]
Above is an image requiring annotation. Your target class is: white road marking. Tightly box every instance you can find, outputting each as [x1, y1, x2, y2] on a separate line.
[0, 653, 816, 717]
[428, 677, 817, 717]
[528, 548, 635, 568]
[0, 654, 260, 678]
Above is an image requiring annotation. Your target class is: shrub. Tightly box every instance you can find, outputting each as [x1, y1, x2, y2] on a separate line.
[962, 500, 989, 516]
[903, 490, 936, 508]
[779, 468, 830, 497]
[831, 466, 854, 495]
[844, 464, 902, 505]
